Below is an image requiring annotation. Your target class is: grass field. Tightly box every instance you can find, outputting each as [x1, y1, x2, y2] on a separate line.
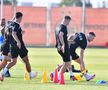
[0, 48, 108, 90]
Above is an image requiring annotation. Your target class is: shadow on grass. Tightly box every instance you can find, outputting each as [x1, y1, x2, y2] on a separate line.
[65, 80, 108, 86]
[3, 77, 108, 87]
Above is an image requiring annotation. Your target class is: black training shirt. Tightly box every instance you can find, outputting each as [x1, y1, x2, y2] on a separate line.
[55, 24, 68, 48]
[70, 32, 87, 50]
[11, 22, 24, 46]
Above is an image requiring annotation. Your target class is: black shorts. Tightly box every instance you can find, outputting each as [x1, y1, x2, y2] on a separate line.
[57, 46, 70, 62]
[1, 42, 10, 56]
[11, 45, 28, 59]
[70, 49, 79, 60]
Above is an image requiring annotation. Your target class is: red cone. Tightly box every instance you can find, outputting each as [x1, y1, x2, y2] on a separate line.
[59, 71, 65, 85]
[53, 69, 59, 83]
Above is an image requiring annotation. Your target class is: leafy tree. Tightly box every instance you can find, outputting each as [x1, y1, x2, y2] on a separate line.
[0, 0, 17, 5]
[60, 0, 92, 7]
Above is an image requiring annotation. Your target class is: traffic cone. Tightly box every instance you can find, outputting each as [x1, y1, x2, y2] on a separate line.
[53, 69, 59, 83]
[41, 69, 48, 83]
[24, 72, 30, 80]
[59, 71, 65, 85]
[75, 75, 82, 81]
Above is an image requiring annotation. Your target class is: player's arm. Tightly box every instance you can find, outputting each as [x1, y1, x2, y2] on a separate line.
[59, 32, 65, 53]
[68, 34, 75, 44]
[0, 26, 5, 35]
[12, 24, 21, 49]
[22, 30, 25, 34]
[59, 32, 64, 45]
[12, 31, 21, 49]
[80, 48, 85, 71]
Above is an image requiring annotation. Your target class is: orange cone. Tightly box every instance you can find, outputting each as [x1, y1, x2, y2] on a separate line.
[53, 69, 59, 83]
[59, 71, 65, 85]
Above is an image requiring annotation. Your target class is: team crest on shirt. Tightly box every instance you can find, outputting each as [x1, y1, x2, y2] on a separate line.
[78, 33, 83, 40]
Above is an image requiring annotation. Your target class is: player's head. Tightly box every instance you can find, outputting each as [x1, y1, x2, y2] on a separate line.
[62, 16, 71, 26]
[0, 18, 6, 26]
[15, 12, 23, 23]
[87, 32, 96, 42]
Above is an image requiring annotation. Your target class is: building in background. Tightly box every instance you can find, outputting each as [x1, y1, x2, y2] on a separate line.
[0, 0, 108, 8]
[88, 0, 108, 8]
[17, 0, 61, 7]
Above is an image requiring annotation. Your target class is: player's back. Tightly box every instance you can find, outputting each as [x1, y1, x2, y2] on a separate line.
[70, 32, 87, 50]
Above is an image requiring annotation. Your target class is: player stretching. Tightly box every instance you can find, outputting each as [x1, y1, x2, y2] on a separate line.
[68, 32, 96, 81]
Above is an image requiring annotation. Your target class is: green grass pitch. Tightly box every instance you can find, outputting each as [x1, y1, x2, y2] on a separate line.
[0, 48, 108, 90]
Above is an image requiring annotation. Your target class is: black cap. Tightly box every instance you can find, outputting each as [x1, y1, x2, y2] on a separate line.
[15, 12, 23, 19]
[89, 32, 96, 37]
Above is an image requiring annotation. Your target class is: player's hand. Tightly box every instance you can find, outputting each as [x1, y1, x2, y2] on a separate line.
[68, 40, 75, 44]
[61, 45, 65, 53]
[22, 30, 25, 34]
[81, 69, 88, 75]
[17, 41, 21, 49]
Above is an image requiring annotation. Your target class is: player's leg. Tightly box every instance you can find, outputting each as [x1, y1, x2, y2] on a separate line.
[50, 48, 77, 81]
[0, 44, 11, 68]
[59, 61, 68, 74]
[1, 46, 19, 79]
[70, 65, 81, 73]
[5, 58, 17, 69]
[55, 64, 81, 73]
[0, 53, 11, 77]
[67, 61, 77, 80]
[19, 46, 37, 80]
[0, 43, 11, 77]
[0, 58, 8, 70]
[22, 55, 31, 73]
[73, 58, 83, 70]
[0, 55, 11, 69]
[3, 53, 12, 77]
[58, 61, 77, 81]
[74, 58, 95, 81]
[50, 64, 63, 81]
[71, 51, 95, 81]
[0, 55, 12, 81]
[70, 50, 95, 81]
[1, 58, 16, 79]
[59, 49, 77, 81]
[70, 50, 85, 71]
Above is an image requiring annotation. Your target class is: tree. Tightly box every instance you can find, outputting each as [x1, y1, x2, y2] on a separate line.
[0, 0, 17, 5]
[60, 0, 83, 7]
[60, 0, 92, 7]
[86, 0, 92, 8]
[86, 2, 92, 8]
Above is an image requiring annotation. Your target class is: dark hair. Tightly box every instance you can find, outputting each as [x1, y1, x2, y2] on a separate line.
[1, 18, 5, 21]
[15, 12, 23, 19]
[89, 32, 96, 37]
[64, 16, 71, 20]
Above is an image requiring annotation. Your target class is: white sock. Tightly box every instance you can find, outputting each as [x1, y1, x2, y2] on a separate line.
[52, 72, 54, 76]
[2, 67, 8, 76]
[70, 70, 74, 76]
[84, 72, 89, 78]
[29, 72, 32, 78]
[0, 55, 4, 60]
